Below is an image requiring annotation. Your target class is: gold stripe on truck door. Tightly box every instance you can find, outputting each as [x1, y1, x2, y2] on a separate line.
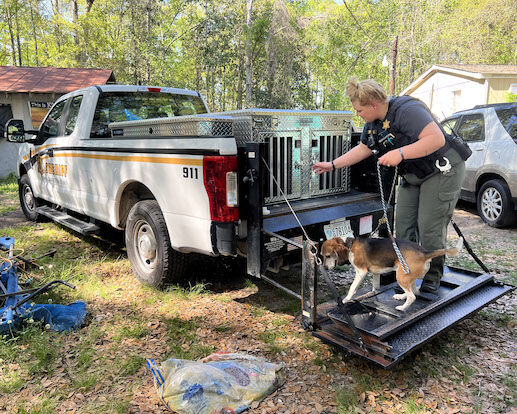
[51, 152, 203, 165]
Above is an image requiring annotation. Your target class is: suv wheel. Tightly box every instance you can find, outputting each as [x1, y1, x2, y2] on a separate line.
[477, 179, 516, 228]
[125, 199, 188, 288]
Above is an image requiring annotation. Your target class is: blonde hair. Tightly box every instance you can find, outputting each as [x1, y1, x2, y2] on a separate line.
[346, 78, 388, 106]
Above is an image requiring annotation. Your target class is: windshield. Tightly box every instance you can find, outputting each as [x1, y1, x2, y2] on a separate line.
[91, 91, 208, 138]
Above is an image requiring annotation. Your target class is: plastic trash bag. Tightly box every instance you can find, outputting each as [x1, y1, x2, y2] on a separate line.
[147, 352, 286, 414]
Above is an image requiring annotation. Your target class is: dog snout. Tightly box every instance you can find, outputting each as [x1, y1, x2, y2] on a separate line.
[323, 255, 337, 270]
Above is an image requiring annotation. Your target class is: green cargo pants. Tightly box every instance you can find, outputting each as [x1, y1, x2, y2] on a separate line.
[395, 148, 465, 288]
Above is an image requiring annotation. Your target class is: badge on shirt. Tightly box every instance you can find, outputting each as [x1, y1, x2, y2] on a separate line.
[382, 119, 390, 130]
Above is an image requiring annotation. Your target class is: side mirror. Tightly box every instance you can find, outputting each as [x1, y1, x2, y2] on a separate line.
[5, 119, 26, 143]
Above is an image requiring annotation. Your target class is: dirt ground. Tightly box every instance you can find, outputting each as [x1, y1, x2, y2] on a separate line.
[1, 202, 515, 414]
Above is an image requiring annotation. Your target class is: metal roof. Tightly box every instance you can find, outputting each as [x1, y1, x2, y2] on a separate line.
[437, 64, 517, 75]
[0, 66, 115, 94]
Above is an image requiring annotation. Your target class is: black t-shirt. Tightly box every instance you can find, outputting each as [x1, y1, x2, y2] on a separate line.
[360, 97, 435, 148]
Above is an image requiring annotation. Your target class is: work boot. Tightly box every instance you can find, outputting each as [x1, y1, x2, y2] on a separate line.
[419, 276, 440, 294]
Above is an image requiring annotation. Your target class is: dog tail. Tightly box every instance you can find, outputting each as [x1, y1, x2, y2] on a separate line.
[424, 237, 464, 260]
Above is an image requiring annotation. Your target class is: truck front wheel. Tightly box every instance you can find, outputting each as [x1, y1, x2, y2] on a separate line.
[19, 174, 40, 221]
[125, 200, 188, 288]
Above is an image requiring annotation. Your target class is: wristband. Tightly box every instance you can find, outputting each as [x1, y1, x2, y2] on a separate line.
[398, 148, 405, 161]
[331, 160, 336, 171]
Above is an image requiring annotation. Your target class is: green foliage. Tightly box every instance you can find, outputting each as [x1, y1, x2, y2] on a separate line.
[1, 0, 514, 115]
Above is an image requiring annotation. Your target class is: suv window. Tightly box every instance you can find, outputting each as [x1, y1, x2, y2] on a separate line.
[64, 95, 83, 135]
[441, 117, 459, 135]
[90, 92, 208, 138]
[495, 106, 517, 140]
[40, 100, 67, 139]
[456, 113, 485, 142]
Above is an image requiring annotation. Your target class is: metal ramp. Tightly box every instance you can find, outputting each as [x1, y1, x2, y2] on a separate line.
[301, 241, 515, 368]
[37, 206, 100, 235]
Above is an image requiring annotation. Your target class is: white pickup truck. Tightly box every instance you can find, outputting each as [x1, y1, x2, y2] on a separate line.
[5, 84, 389, 292]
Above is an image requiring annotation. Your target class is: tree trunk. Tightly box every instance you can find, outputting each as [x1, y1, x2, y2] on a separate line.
[29, 0, 39, 65]
[86, 0, 94, 13]
[389, 36, 398, 95]
[236, 35, 244, 109]
[245, 0, 253, 108]
[13, 2, 22, 65]
[5, 2, 17, 65]
[73, 0, 81, 63]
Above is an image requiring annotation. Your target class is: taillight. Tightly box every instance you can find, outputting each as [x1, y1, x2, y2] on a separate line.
[203, 156, 239, 222]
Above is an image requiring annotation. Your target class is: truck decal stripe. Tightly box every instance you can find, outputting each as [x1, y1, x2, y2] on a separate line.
[48, 152, 203, 165]
[47, 146, 220, 156]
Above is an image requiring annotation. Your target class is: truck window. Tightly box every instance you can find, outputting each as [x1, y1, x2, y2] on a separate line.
[64, 95, 83, 136]
[90, 92, 208, 138]
[40, 100, 67, 139]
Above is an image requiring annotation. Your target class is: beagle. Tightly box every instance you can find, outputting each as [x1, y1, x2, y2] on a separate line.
[320, 236, 463, 311]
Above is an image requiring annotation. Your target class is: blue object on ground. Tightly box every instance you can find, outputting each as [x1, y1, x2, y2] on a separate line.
[1, 236, 86, 334]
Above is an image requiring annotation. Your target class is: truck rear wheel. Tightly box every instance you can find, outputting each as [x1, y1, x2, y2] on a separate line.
[125, 200, 188, 288]
[19, 174, 40, 221]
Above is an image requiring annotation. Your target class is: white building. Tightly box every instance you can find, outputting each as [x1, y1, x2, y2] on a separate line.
[401, 64, 517, 120]
[0, 66, 115, 178]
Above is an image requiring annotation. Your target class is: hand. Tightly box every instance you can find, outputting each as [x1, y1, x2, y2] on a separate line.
[378, 149, 403, 167]
[312, 161, 333, 175]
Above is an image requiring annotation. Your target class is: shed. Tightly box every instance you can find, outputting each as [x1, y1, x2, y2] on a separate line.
[0, 66, 115, 178]
[401, 64, 517, 119]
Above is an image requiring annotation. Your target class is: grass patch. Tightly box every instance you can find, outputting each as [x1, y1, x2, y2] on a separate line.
[113, 323, 150, 342]
[0, 173, 17, 196]
[165, 283, 207, 300]
[244, 278, 257, 288]
[336, 388, 359, 413]
[0, 370, 24, 394]
[258, 329, 287, 354]
[502, 364, 516, 407]
[16, 397, 58, 414]
[164, 316, 214, 360]
[401, 396, 427, 413]
[72, 373, 98, 391]
[118, 354, 146, 376]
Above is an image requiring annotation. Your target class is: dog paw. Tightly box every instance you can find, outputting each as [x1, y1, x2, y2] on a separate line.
[393, 293, 406, 301]
[395, 305, 407, 311]
[342, 297, 351, 304]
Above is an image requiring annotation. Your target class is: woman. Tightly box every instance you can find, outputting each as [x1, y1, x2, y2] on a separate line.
[313, 78, 465, 294]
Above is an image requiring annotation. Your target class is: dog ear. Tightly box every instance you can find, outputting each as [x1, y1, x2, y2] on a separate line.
[344, 237, 355, 249]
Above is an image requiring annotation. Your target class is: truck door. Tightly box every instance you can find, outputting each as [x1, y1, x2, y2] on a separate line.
[31, 99, 68, 202]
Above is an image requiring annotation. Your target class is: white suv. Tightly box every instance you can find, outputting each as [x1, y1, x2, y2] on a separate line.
[441, 103, 517, 228]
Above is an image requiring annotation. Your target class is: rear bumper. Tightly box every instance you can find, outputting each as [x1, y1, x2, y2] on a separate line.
[211, 222, 237, 256]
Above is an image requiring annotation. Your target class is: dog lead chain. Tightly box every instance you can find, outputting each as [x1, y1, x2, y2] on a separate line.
[376, 161, 410, 274]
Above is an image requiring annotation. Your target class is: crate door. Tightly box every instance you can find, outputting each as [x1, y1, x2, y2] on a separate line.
[310, 131, 350, 196]
[261, 131, 301, 204]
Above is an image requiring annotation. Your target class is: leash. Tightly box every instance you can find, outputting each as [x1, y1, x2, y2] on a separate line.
[261, 156, 367, 351]
[450, 219, 490, 273]
[376, 161, 410, 274]
[260, 156, 320, 259]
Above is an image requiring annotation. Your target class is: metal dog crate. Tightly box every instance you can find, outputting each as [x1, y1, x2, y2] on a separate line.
[301, 242, 515, 368]
[217, 109, 354, 204]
